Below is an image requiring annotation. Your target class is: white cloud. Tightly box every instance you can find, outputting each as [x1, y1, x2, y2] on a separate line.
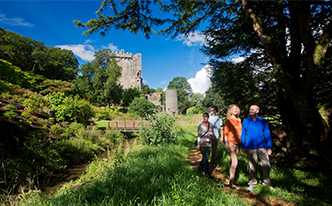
[188, 65, 211, 94]
[160, 80, 167, 85]
[101, 43, 119, 52]
[56, 41, 120, 62]
[176, 31, 206, 47]
[56, 44, 96, 61]
[0, 13, 34, 27]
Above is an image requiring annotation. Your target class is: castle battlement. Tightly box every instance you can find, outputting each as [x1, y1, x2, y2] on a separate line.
[112, 49, 142, 91]
[114, 49, 133, 59]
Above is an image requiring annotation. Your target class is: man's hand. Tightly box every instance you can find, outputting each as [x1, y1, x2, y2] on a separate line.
[219, 138, 224, 143]
[197, 145, 200, 150]
[242, 148, 246, 154]
[267, 149, 272, 155]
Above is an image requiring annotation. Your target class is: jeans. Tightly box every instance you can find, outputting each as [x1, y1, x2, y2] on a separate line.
[198, 147, 211, 178]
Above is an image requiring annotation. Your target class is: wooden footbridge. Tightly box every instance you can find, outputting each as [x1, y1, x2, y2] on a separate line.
[108, 120, 146, 132]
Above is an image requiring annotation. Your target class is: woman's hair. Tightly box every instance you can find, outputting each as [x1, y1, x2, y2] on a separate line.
[227, 104, 240, 118]
[202, 112, 209, 117]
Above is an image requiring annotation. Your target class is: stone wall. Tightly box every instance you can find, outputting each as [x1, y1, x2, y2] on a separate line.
[166, 89, 178, 115]
[145, 92, 164, 112]
[113, 49, 142, 90]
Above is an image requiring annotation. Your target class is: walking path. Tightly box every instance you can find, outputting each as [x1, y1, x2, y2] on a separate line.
[188, 148, 293, 206]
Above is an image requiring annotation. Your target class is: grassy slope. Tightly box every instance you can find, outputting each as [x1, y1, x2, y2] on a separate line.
[7, 114, 332, 206]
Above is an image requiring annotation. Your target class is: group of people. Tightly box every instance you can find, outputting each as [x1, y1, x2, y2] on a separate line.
[196, 105, 274, 192]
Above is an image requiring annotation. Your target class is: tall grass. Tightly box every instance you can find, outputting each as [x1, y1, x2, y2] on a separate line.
[8, 114, 249, 206]
[4, 114, 331, 205]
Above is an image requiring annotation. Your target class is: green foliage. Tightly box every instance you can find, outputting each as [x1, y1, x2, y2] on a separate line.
[3, 111, 18, 120]
[128, 97, 156, 118]
[0, 80, 20, 94]
[4, 105, 17, 112]
[17, 119, 33, 130]
[65, 122, 85, 136]
[93, 106, 119, 120]
[49, 123, 65, 135]
[0, 29, 79, 81]
[37, 119, 48, 129]
[0, 59, 45, 90]
[75, 49, 123, 106]
[139, 113, 176, 145]
[46, 92, 95, 123]
[122, 87, 141, 107]
[142, 83, 156, 94]
[186, 104, 203, 115]
[36, 79, 77, 96]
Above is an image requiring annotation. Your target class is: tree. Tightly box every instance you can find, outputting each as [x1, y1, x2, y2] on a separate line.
[156, 87, 163, 93]
[32, 47, 79, 81]
[75, 49, 123, 106]
[167, 76, 193, 114]
[0, 28, 79, 81]
[74, 1, 332, 156]
[128, 97, 155, 118]
[122, 87, 141, 107]
[191, 93, 204, 104]
[142, 83, 156, 94]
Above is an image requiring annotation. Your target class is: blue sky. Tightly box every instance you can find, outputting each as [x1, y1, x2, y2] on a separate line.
[0, 0, 213, 94]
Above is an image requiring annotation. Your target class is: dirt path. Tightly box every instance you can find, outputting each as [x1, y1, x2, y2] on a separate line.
[188, 148, 293, 206]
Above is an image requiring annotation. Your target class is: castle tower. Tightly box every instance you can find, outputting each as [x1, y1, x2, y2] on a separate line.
[166, 89, 178, 115]
[113, 49, 142, 90]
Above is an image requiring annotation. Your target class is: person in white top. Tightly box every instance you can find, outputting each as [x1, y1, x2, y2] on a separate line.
[208, 106, 224, 168]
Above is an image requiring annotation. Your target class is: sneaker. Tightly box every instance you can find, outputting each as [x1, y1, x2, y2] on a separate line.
[229, 183, 240, 190]
[268, 186, 276, 191]
[247, 185, 255, 192]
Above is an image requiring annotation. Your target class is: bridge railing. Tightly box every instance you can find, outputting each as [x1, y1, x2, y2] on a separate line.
[108, 120, 147, 132]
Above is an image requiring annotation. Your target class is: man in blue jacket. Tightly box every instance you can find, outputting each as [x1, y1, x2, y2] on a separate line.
[241, 105, 274, 192]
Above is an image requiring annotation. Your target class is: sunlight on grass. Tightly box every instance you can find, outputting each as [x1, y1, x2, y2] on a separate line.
[5, 113, 332, 206]
[95, 120, 109, 130]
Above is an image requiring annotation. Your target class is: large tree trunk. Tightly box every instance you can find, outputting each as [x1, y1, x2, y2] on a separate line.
[242, 0, 331, 157]
[282, 75, 329, 154]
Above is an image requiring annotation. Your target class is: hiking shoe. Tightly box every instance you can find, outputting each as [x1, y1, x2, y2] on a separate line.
[247, 185, 255, 192]
[268, 186, 276, 191]
[229, 183, 240, 190]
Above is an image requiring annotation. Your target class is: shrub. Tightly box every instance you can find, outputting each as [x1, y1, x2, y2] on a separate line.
[21, 110, 31, 118]
[128, 97, 156, 118]
[186, 105, 203, 114]
[3, 111, 18, 120]
[65, 122, 85, 136]
[50, 123, 65, 135]
[4, 105, 17, 112]
[18, 119, 32, 129]
[139, 113, 177, 145]
[47, 93, 95, 123]
[37, 119, 49, 129]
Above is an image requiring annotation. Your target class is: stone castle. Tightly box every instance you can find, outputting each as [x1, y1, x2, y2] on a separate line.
[113, 49, 143, 90]
[114, 49, 178, 114]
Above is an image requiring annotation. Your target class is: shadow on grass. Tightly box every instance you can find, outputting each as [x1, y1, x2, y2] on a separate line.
[52, 145, 191, 205]
[175, 130, 196, 148]
[214, 141, 332, 205]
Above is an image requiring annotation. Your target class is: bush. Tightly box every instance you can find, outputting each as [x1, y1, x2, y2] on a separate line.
[4, 105, 17, 112]
[128, 97, 156, 118]
[50, 123, 65, 135]
[3, 111, 18, 120]
[46, 92, 95, 123]
[139, 113, 177, 145]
